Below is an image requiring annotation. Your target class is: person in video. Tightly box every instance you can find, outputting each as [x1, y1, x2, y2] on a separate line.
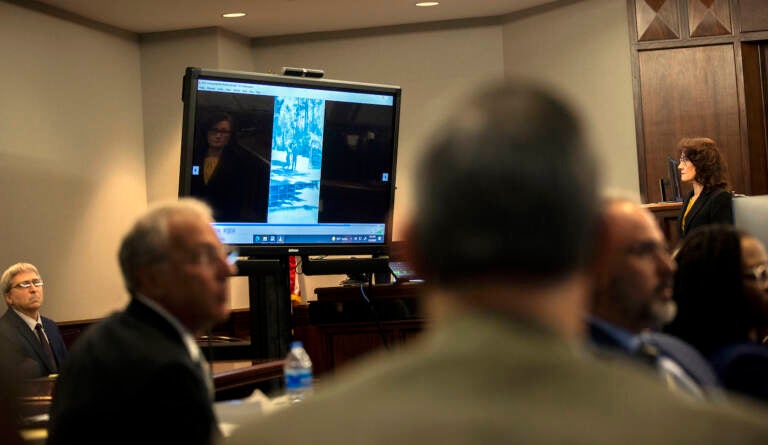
[190, 111, 269, 222]
[677, 137, 733, 239]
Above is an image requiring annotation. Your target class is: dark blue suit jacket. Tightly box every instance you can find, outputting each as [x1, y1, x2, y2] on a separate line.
[47, 297, 219, 445]
[0, 309, 68, 378]
[709, 342, 768, 403]
[588, 317, 721, 395]
[679, 187, 733, 238]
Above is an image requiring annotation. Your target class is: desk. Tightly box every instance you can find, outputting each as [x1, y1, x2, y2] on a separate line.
[213, 360, 284, 401]
[643, 201, 682, 246]
[294, 283, 426, 375]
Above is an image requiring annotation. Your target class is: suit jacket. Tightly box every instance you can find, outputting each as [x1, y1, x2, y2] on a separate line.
[0, 309, 68, 378]
[587, 316, 721, 397]
[679, 187, 733, 238]
[709, 342, 768, 403]
[47, 298, 219, 445]
[190, 143, 269, 222]
[228, 311, 768, 445]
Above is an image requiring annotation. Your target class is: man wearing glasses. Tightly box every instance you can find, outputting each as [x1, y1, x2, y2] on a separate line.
[48, 198, 237, 445]
[0, 262, 68, 378]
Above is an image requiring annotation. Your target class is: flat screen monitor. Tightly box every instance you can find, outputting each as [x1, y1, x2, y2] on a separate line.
[179, 67, 401, 258]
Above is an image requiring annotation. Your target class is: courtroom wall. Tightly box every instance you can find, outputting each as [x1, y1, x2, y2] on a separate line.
[0, 2, 147, 320]
[502, 0, 637, 194]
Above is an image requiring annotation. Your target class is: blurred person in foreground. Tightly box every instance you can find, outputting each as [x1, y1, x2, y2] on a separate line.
[48, 198, 236, 445]
[0, 343, 24, 445]
[228, 81, 768, 444]
[589, 193, 721, 399]
[0, 262, 67, 379]
[665, 224, 768, 403]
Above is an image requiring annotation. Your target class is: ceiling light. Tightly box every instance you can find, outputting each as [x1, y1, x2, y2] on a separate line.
[222, 12, 247, 18]
[416, 2, 440, 6]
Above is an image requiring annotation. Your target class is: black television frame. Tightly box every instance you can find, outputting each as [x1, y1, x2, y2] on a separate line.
[179, 67, 402, 260]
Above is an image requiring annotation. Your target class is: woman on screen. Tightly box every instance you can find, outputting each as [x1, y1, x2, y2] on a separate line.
[190, 111, 269, 222]
[677, 137, 733, 239]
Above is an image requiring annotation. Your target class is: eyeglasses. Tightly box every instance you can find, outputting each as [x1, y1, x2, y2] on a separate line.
[743, 264, 768, 284]
[626, 241, 670, 258]
[186, 244, 239, 267]
[13, 280, 44, 289]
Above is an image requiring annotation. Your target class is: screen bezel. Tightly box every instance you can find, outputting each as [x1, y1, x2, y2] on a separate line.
[179, 67, 401, 258]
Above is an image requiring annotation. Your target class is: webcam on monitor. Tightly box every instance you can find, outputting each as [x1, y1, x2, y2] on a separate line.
[282, 66, 325, 78]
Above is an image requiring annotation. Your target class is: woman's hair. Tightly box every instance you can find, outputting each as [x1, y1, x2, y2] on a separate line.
[665, 225, 753, 355]
[678, 137, 730, 190]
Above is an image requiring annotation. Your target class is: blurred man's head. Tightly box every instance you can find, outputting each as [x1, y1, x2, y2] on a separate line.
[406, 81, 598, 332]
[592, 195, 677, 332]
[409, 82, 597, 286]
[118, 198, 235, 334]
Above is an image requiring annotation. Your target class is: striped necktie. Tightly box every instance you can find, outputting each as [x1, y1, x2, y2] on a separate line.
[35, 323, 58, 373]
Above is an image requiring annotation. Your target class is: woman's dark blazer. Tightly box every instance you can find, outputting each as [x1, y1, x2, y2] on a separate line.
[190, 143, 269, 222]
[679, 187, 733, 238]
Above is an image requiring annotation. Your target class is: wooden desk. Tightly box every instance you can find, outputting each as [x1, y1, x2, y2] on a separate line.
[294, 283, 427, 376]
[642, 201, 682, 246]
[18, 376, 55, 424]
[213, 360, 284, 401]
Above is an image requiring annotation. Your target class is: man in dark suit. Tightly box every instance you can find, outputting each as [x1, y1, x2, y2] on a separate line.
[228, 81, 768, 445]
[0, 263, 68, 378]
[590, 194, 722, 399]
[47, 198, 236, 445]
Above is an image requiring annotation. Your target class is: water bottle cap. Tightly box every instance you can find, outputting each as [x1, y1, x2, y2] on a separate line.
[290, 341, 304, 349]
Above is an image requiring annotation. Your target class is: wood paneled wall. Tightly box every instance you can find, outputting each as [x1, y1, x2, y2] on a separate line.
[628, 0, 768, 203]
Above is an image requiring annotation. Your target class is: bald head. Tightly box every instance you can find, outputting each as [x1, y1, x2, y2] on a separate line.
[593, 198, 677, 332]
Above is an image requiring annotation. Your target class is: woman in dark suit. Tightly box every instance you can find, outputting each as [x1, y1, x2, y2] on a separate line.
[665, 225, 768, 402]
[677, 137, 733, 239]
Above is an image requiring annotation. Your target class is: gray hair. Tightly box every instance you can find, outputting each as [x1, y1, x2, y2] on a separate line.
[600, 188, 642, 206]
[118, 198, 213, 296]
[1, 263, 41, 297]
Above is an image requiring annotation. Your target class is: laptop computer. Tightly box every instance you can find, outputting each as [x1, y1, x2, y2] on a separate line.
[388, 261, 422, 284]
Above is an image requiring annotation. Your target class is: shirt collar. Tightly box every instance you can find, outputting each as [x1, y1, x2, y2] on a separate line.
[12, 308, 41, 331]
[588, 316, 641, 352]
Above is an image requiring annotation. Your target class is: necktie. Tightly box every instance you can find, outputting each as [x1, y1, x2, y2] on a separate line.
[635, 339, 704, 400]
[35, 323, 58, 373]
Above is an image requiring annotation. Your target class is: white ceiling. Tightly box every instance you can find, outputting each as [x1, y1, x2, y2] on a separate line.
[30, 0, 559, 38]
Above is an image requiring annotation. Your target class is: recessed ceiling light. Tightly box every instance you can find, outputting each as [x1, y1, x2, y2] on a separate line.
[222, 12, 247, 18]
[416, 1, 440, 6]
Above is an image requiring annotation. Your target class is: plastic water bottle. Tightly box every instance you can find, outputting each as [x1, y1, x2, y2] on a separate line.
[284, 341, 313, 403]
